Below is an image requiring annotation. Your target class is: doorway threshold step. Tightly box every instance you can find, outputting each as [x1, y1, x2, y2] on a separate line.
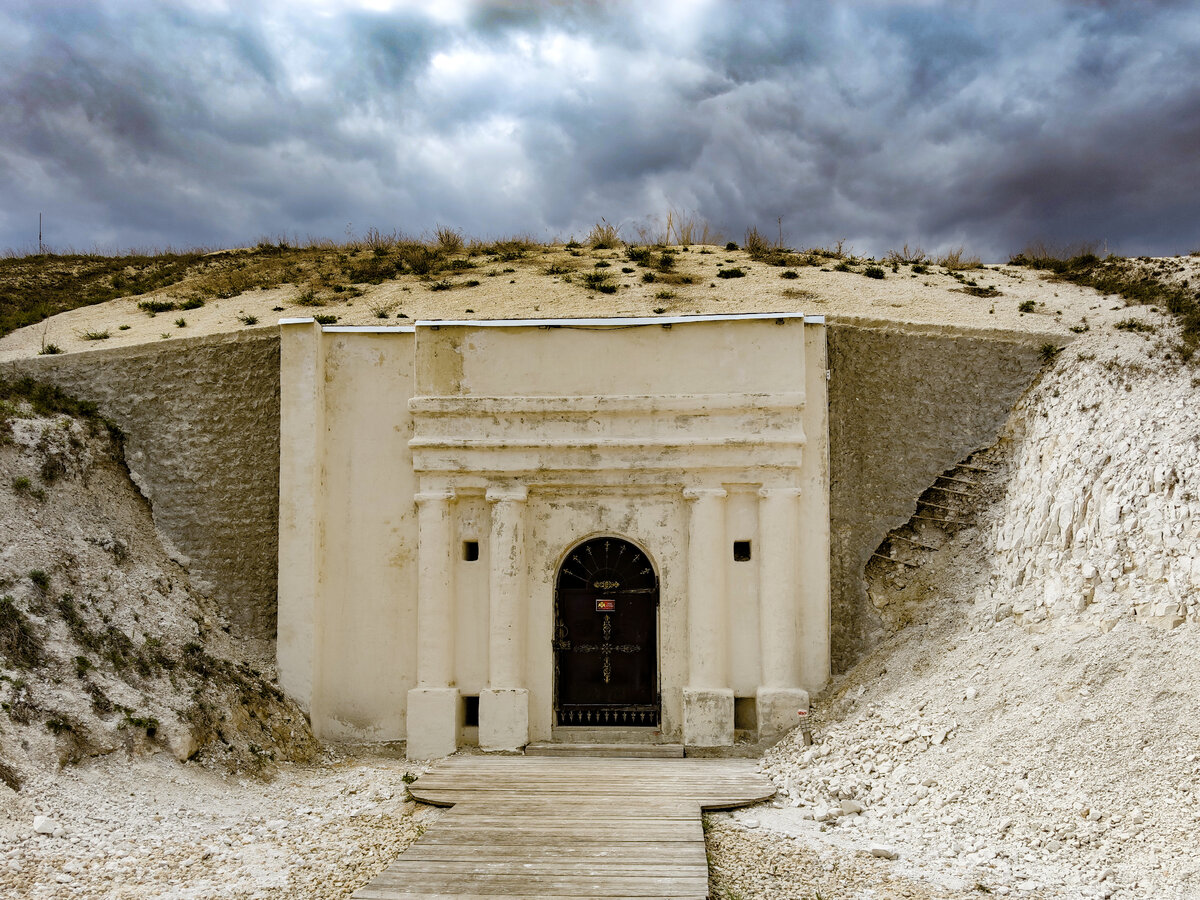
[526, 742, 685, 758]
[550, 727, 665, 744]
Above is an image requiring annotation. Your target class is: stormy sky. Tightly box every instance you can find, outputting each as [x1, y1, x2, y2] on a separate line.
[2, 1, 1198, 259]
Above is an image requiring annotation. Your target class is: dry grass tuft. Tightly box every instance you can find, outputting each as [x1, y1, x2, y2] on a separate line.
[886, 244, 929, 266]
[937, 247, 982, 271]
[587, 219, 621, 250]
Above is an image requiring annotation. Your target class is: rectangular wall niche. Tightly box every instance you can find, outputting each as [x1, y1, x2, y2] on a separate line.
[733, 540, 752, 561]
[462, 540, 479, 561]
[462, 695, 480, 727]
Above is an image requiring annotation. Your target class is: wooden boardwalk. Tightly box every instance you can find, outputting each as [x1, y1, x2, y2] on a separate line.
[351, 755, 775, 900]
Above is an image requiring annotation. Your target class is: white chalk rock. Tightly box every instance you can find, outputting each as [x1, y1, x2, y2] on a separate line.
[33, 816, 57, 835]
[870, 845, 900, 860]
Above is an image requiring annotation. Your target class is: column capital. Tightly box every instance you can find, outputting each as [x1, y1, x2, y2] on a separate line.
[683, 486, 727, 502]
[758, 485, 804, 500]
[486, 485, 528, 504]
[415, 490, 455, 505]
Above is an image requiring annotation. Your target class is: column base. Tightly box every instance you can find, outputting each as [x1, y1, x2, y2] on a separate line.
[756, 686, 811, 741]
[479, 688, 529, 751]
[683, 687, 734, 747]
[405, 687, 459, 760]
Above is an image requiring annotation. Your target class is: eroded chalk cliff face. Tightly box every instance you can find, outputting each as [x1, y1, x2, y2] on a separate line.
[985, 346, 1200, 631]
[0, 383, 316, 784]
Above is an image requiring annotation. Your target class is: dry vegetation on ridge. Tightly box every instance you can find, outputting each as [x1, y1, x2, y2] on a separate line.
[5, 223, 1200, 364]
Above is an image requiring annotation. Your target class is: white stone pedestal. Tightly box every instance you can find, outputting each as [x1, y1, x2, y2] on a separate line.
[479, 688, 529, 751]
[406, 687, 459, 759]
[756, 686, 810, 741]
[683, 687, 734, 746]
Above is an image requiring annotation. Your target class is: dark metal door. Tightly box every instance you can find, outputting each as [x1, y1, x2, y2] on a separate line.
[554, 537, 659, 726]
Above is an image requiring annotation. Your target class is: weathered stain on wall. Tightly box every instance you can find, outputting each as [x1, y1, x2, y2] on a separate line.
[826, 320, 1049, 672]
[1, 330, 281, 636]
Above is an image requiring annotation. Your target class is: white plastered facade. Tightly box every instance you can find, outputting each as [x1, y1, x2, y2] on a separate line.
[277, 314, 831, 758]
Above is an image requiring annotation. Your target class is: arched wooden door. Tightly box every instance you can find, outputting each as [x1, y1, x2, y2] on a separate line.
[554, 537, 659, 726]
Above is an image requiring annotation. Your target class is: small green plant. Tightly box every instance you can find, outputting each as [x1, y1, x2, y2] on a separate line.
[81, 330, 110, 341]
[137, 299, 177, 315]
[1018, 300, 1037, 313]
[402, 771, 417, 784]
[1070, 322, 1090, 333]
[834, 261, 851, 272]
[38, 344, 61, 355]
[1115, 318, 1154, 333]
[621, 267, 634, 274]
[780, 270, 799, 279]
[118, 324, 131, 330]
[725, 242, 738, 251]
[653, 307, 666, 314]
[45, 716, 74, 735]
[594, 260, 611, 268]
[655, 251, 676, 272]
[174, 317, 187, 328]
[0, 595, 45, 668]
[429, 280, 453, 291]
[641, 271, 656, 283]
[12, 476, 31, 492]
[1040, 343, 1063, 364]
[717, 267, 746, 278]
[313, 314, 338, 325]
[295, 288, 322, 306]
[862, 266, 885, 279]
[912, 263, 928, 274]
[581, 272, 617, 294]
[237, 315, 258, 325]
[543, 263, 571, 276]
[122, 711, 159, 738]
[654, 290, 675, 300]
[179, 297, 205, 310]
[28, 570, 49, 592]
[464, 280, 481, 288]
[73, 655, 92, 678]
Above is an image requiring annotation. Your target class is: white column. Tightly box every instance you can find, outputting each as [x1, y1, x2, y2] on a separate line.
[756, 486, 810, 738]
[406, 490, 459, 759]
[415, 491, 456, 687]
[683, 486, 733, 746]
[480, 485, 529, 750]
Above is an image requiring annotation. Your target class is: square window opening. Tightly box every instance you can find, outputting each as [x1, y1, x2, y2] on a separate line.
[462, 540, 479, 561]
[733, 540, 752, 562]
[463, 695, 480, 727]
[734, 697, 758, 731]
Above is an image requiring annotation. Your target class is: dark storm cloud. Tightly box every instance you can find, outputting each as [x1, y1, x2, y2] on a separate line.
[1, 0, 1198, 257]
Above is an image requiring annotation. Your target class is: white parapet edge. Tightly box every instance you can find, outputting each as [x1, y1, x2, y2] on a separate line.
[277, 318, 416, 333]
[279, 313, 823, 330]
[415, 312, 819, 329]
